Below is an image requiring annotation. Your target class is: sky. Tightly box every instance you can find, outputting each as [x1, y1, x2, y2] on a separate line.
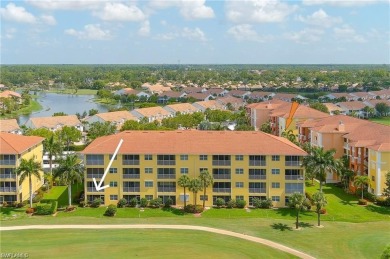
[1, 0, 389, 64]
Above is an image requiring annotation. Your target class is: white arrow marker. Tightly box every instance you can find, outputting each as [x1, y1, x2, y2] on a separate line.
[93, 138, 123, 191]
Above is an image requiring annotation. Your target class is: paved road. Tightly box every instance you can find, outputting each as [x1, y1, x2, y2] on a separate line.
[0, 224, 315, 259]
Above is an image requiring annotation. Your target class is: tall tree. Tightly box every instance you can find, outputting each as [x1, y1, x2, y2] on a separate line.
[302, 147, 339, 192]
[312, 191, 327, 227]
[199, 170, 213, 209]
[188, 178, 202, 209]
[57, 126, 82, 151]
[44, 135, 62, 189]
[375, 102, 389, 117]
[16, 158, 42, 208]
[289, 192, 309, 229]
[54, 154, 85, 206]
[178, 175, 191, 208]
[87, 121, 116, 140]
[383, 171, 390, 198]
[354, 175, 370, 200]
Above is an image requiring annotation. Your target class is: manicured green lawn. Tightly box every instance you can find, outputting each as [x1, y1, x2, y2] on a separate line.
[369, 117, 390, 126]
[0, 100, 42, 119]
[0, 229, 296, 259]
[46, 89, 97, 95]
[42, 184, 83, 207]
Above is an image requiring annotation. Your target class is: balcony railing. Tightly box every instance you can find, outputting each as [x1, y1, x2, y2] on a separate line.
[157, 187, 176, 192]
[123, 174, 140, 179]
[86, 173, 104, 179]
[212, 161, 231, 166]
[249, 175, 266, 180]
[285, 161, 301, 166]
[157, 160, 176, 166]
[157, 174, 176, 179]
[87, 187, 104, 192]
[249, 188, 266, 193]
[213, 174, 231, 179]
[249, 161, 266, 166]
[286, 189, 303, 194]
[0, 187, 17, 192]
[285, 175, 304, 180]
[213, 188, 231, 193]
[123, 187, 140, 192]
[0, 174, 16, 179]
[122, 160, 140, 165]
[0, 160, 16, 165]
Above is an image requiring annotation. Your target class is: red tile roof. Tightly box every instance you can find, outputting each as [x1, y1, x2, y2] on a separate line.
[0, 133, 44, 154]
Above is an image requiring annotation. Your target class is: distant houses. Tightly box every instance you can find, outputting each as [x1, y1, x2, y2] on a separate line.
[0, 119, 22, 134]
[24, 115, 83, 132]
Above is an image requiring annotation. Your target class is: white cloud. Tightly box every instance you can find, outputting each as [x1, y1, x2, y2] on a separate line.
[0, 3, 36, 23]
[93, 2, 146, 22]
[302, 0, 386, 7]
[227, 24, 271, 42]
[40, 15, 57, 26]
[26, 0, 103, 10]
[154, 32, 179, 41]
[285, 28, 324, 44]
[182, 27, 207, 41]
[138, 20, 150, 37]
[226, 0, 298, 23]
[297, 9, 342, 28]
[334, 24, 366, 43]
[65, 24, 112, 40]
[149, 0, 214, 19]
[4, 28, 17, 39]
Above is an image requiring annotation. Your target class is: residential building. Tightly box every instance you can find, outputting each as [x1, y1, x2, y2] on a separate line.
[131, 106, 172, 122]
[163, 103, 200, 116]
[84, 111, 138, 131]
[142, 83, 172, 94]
[157, 91, 187, 104]
[336, 101, 366, 117]
[114, 88, 151, 99]
[227, 90, 251, 99]
[323, 103, 346, 115]
[0, 133, 44, 203]
[82, 130, 307, 207]
[216, 96, 246, 111]
[186, 92, 213, 101]
[272, 93, 307, 102]
[246, 100, 287, 130]
[192, 100, 225, 112]
[0, 119, 22, 134]
[24, 115, 84, 132]
[205, 88, 229, 97]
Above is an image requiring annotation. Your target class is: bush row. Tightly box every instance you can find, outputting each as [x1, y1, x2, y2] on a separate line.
[34, 201, 58, 215]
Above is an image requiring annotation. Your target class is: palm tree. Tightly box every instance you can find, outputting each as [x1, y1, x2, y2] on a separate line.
[188, 178, 202, 209]
[302, 147, 339, 192]
[281, 129, 298, 144]
[54, 154, 85, 207]
[44, 135, 62, 189]
[312, 191, 327, 227]
[178, 175, 191, 208]
[16, 158, 42, 208]
[354, 175, 370, 200]
[338, 156, 355, 192]
[199, 169, 213, 209]
[289, 192, 309, 229]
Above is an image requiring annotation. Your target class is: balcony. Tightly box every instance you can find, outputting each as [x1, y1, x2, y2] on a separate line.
[0, 187, 17, 192]
[285, 175, 304, 180]
[0, 160, 16, 165]
[86, 173, 104, 179]
[285, 161, 301, 166]
[213, 174, 231, 180]
[123, 187, 140, 192]
[249, 188, 266, 193]
[157, 174, 176, 179]
[87, 187, 104, 192]
[249, 175, 266, 180]
[157, 187, 176, 192]
[212, 161, 231, 166]
[249, 161, 266, 166]
[213, 188, 231, 193]
[122, 160, 140, 165]
[123, 174, 140, 179]
[0, 174, 16, 179]
[157, 160, 175, 166]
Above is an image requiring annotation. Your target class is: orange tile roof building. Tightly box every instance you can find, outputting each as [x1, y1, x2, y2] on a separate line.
[24, 115, 83, 132]
[0, 119, 21, 134]
[82, 130, 307, 207]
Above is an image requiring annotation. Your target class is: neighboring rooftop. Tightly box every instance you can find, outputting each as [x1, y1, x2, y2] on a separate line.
[0, 119, 21, 133]
[0, 133, 44, 154]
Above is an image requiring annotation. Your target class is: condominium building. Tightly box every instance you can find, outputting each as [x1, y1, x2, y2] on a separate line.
[82, 130, 307, 207]
[0, 133, 44, 203]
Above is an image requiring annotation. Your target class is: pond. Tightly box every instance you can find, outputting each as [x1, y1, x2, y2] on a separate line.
[17, 92, 112, 125]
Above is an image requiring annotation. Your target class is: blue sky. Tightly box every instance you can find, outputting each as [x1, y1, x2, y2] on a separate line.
[1, 0, 389, 64]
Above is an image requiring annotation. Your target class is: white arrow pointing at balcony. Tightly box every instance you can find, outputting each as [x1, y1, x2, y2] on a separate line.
[93, 138, 123, 191]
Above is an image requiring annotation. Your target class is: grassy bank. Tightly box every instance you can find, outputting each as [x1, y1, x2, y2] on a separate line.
[46, 89, 97, 95]
[0, 100, 42, 119]
[369, 117, 390, 126]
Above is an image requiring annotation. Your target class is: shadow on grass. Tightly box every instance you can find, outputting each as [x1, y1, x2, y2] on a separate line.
[365, 205, 390, 215]
[162, 207, 186, 216]
[0, 207, 25, 216]
[275, 208, 314, 218]
[271, 223, 292, 231]
[298, 222, 314, 228]
[339, 200, 357, 206]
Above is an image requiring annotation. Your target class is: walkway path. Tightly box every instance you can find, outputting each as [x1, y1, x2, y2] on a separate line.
[0, 224, 315, 259]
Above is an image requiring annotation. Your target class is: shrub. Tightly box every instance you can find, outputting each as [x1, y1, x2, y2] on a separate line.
[25, 207, 35, 214]
[79, 201, 86, 208]
[358, 199, 368, 205]
[117, 198, 128, 208]
[164, 198, 173, 208]
[236, 199, 247, 208]
[356, 189, 377, 202]
[376, 196, 390, 207]
[303, 198, 312, 210]
[32, 193, 43, 203]
[91, 198, 103, 208]
[320, 208, 327, 214]
[215, 198, 226, 208]
[184, 204, 204, 213]
[104, 204, 117, 217]
[66, 205, 76, 212]
[16, 202, 24, 208]
[305, 192, 314, 205]
[149, 198, 162, 208]
[140, 198, 148, 208]
[129, 198, 138, 208]
[252, 198, 273, 209]
[41, 185, 48, 192]
[35, 204, 53, 215]
[252, 198, 262, 208]
[226, 199, 236, 208]
[381, 245, 390, 259]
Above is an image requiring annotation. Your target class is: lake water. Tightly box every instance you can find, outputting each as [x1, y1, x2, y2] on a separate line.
[17, 92, 111, 125]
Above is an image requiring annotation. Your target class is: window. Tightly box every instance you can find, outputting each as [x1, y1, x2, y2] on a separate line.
[212, 155, 231, 166]
[157, 168, 176, 179]
[235, 155, 243, 161]
[285, 156, 300, 166]
[123, 182, 140, 192]
[145, 195, 153, 201]
[144, 154, 153, 160]
[123, 168, 140, 178]
[213, 182, 231, 192]
[145, 181, 153, 188]
[180, 194, 189, 202]
[109, 154, 117, 160]
[272, 196, 280, 202]
[110, 195, 118, 200]
[212, 168, 231, 179]
[180, 168, 189, 174]
[123, 155, 140, 165]
[272, 182, 280, 188]
[86, 155, 104, 165]
[285, 169, 303, 180]
[180, 155, 188, 160]
[200, 168, 208, 173]
[157, 155, 175, 165]
[86, 168, 104, 178]
[235, 182, 244, 188]
[109, 168, 117, 174]
[109, 181, 117, 187]
[157, 182, 176, 192]
[248, 182, 266, 193]
[236, 196, 244, 201]
[235, 168, 244, 175]
[199, 155, 208, 161]
[200, 195, 208, 201]
[249, 155, 266, 166]
[248, 169, 266, 179]
[144, 168, 153, 174]
[272, 155, 280, 161]
[271, 169, 280, 175]
[285, 183, 304, 194]
[0, 155, 16, 165]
